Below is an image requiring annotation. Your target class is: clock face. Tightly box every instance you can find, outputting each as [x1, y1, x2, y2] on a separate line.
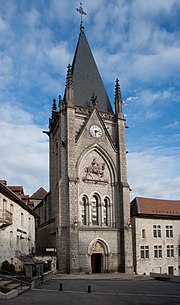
[90, 125, 102, 138]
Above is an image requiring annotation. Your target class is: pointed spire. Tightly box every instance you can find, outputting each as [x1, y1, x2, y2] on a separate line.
[71, 27, 113, 113]
[65, 64, 74, 106]
[52, 98, 57, 110]
[114, 78, 123, 115]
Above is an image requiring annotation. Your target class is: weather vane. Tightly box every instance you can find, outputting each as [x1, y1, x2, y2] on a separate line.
[76, 2, 87, 27]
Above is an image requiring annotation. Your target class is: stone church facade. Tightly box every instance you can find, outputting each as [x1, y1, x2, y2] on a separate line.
[37, 24, 133, 274]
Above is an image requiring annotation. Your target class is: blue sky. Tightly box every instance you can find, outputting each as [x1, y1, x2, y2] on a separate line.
[0, 0, 180, 200]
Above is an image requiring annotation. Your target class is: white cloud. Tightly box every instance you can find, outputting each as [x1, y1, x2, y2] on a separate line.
[145, 111, 160, 120]
[0, 0, 179, 202]
[133, 0, 178, 15]
[127, 147, 180, 200]
[164, 121, 180, 130]
[0, 104, 48, 195]
[48, 41, 72, 73]
[24, 8, 41, 28]
[86, 0, 180, 90]
[0, 54, 13, 73]
[124, 89, 177, 114]
[0, 17, 7, 31]
[0, 104, 33, 125]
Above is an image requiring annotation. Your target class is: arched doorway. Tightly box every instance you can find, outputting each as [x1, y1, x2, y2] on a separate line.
[90, 240, 109, 273]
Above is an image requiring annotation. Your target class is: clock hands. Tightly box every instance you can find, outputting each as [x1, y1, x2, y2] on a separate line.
[90, 125, 102, 138]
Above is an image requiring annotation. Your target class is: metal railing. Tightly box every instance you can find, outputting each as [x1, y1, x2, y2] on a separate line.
[0, 269, 31, 290]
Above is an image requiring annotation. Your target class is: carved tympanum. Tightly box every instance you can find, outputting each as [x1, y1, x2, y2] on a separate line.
[85, 158, 105, 180]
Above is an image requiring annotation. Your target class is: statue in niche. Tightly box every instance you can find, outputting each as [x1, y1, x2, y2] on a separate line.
[85, 158, 105, 180]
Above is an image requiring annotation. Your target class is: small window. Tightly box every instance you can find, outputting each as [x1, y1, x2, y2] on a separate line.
[154, 245, 162, 258]
[21, 213, 23, 226]
[153, 225, 161, 238]
[17, 236, 20, 250]
[178, 245, 180, 257]
[142, 229, 146, 238]
[10, 231, 13, 246]
[10, 204, 14, 213]
[28, 217, 31, 230]
[167, 245, 174, 257]
[140, 245, 149, 259]
[3, 199, 7, 210]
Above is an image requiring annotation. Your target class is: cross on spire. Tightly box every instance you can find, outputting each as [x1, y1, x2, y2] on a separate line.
[76, 2, 87, 30]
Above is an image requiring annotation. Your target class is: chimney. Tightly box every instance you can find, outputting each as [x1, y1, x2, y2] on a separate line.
[0, 180, 7, 186]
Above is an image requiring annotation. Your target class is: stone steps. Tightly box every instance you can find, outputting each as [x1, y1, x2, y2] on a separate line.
[0, 275, 31, 299]
[6, 283, 21, 289]
[0, 280, 12, 286]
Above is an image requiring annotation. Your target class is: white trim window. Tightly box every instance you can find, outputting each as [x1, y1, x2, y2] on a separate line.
[153, 225, 161, 238]
[167, 245, 174, 257]
[166, 225, 173, 238]
[154, 245, 162, 258]
[140, 245, 149, 259]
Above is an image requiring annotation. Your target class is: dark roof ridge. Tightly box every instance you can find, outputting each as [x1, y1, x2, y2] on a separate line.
[137, 196, 180, 202]
[131, 196, 180, 217]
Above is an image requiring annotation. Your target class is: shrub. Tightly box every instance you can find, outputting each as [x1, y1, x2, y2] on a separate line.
[1, 260, 16, 274]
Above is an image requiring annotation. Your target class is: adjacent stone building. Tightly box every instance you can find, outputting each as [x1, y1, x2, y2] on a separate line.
[36, 23, 133, 274]
[131, 197, 180, 275]
[0, 180, 38, 271]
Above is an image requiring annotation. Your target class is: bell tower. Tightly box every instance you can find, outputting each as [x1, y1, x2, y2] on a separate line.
[48, 12, 133, 273]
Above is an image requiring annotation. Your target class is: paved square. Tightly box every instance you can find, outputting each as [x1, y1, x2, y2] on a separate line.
[0, 277, 180, 305]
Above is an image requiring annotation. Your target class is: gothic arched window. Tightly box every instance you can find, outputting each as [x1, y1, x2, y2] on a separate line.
[103, 198, 108, 226]
[91, 195, 99, 225]
[81, 196, 87, 225]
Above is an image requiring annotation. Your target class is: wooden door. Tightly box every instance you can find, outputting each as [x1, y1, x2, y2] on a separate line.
[91, 254, 102, 273]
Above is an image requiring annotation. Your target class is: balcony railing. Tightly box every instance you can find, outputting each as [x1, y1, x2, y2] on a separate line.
[0, 209, 13, 227]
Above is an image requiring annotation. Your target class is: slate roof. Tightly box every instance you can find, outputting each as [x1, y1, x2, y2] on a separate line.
[71, 28, 113, 113]
[30, 187, 47, 200]
[131, 197, 180, 217]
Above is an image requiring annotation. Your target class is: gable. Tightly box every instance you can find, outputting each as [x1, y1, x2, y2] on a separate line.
[75, 108, 116, 152]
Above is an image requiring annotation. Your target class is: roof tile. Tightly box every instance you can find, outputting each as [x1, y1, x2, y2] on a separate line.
[131, 197, 180, 217]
